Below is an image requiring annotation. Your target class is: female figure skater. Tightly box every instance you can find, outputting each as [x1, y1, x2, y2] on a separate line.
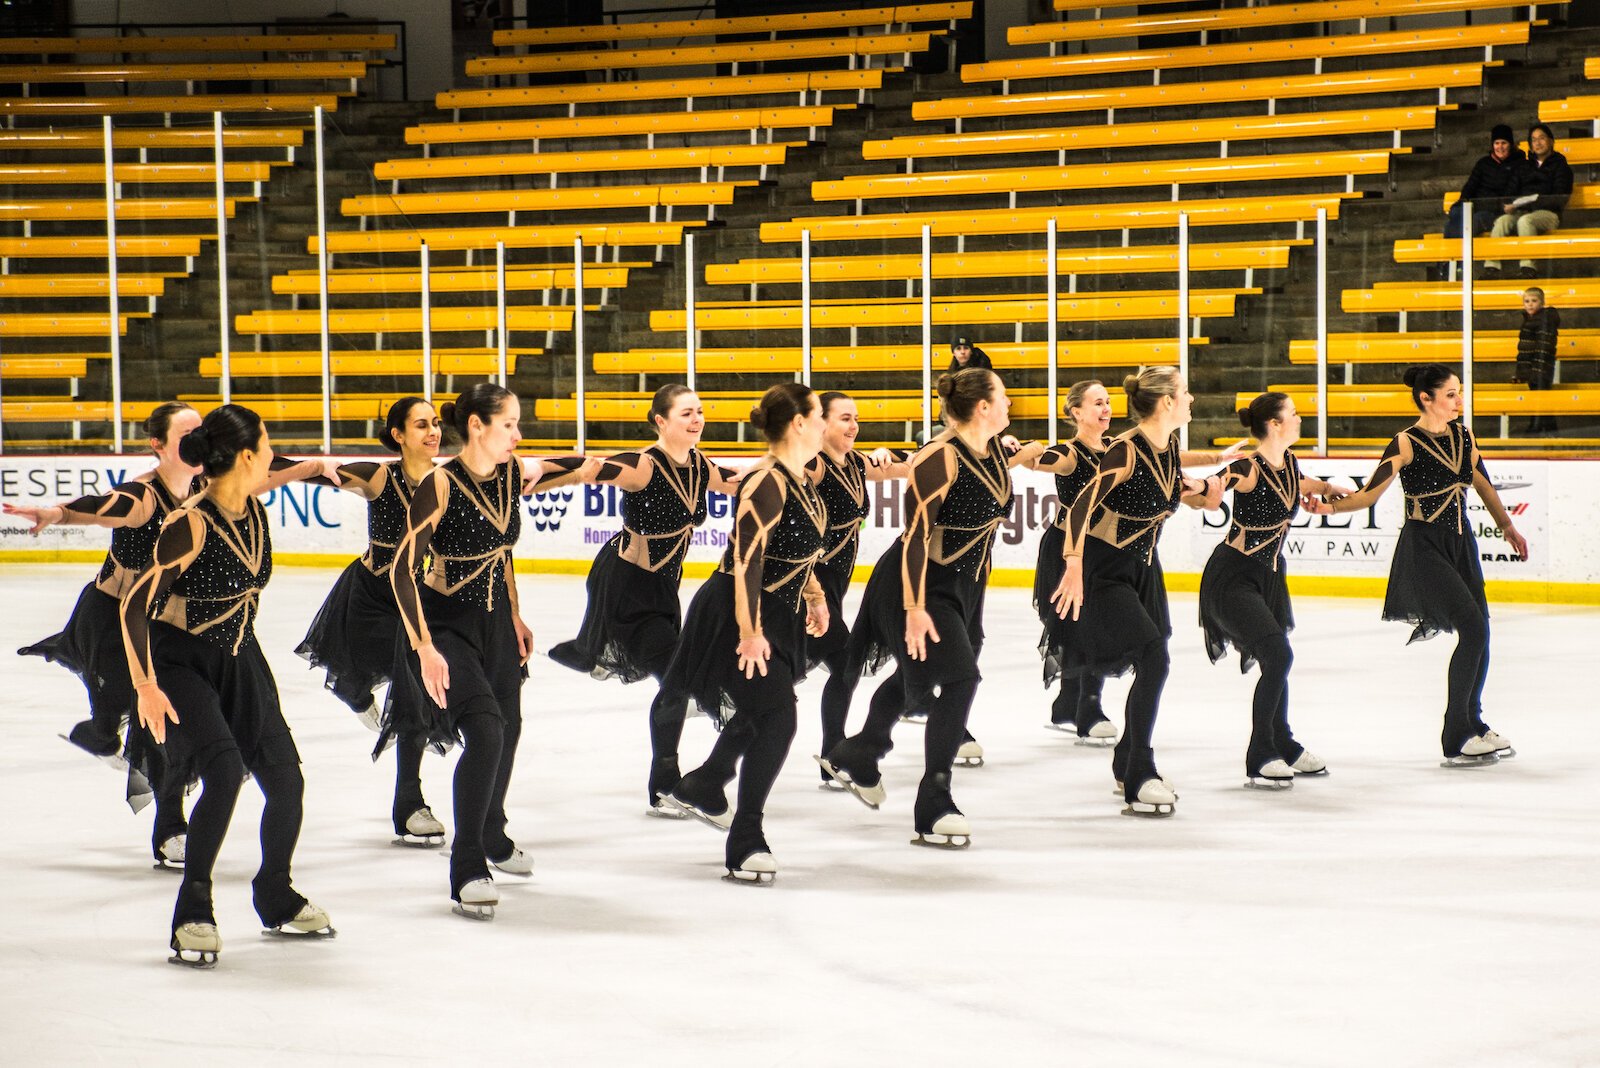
[1051, 367, 1220, 817]
[387, 383, 559, 920]
[1317, 364, 1528, 766]
[1198, 392, 1344, 788]
[1033, 380, 1117, 744]
[8, 402, 333, 868]
[549, 384, 742, 815]
[820, 369, 1042, 847]
[121, 405, 334, 967]
[658, 384, 829, 882]
[295, 397, 449, 846]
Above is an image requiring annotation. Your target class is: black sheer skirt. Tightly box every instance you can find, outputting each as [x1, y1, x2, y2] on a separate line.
[295, 559, 404, 712]
[549, 539, 683, 684]
[1383, 520, 1488, 643]
[1062, 537, 1171, 679]
[149, 623, 299, 776]
[386, 589, 527, 753]
[663, 570, 810, 727]
[1198, 544, 1295, 673]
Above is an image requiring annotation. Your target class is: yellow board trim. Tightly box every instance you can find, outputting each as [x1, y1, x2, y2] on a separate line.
[6, 552, 1597, 606]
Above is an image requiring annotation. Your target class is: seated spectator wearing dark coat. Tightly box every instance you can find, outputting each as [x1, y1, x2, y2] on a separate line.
[1484, 124, 1574, 280]
[1445, 123, 1524, 241]
[947, 336, 992, 373]
[1517, 286, 1561, 435]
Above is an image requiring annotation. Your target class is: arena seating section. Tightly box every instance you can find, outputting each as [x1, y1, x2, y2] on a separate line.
[0, 3, 1594, 454]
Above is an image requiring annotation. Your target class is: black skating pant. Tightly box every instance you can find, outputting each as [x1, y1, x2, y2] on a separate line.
[1434, 587, 1493, 758]
[1245, 635, 1304, 776]
[390, 730, 429, 834]
[448, 696, 522, 898]
[688, 661, 798, 868]
[632, 616, 693, 801]
[1050, 673, 1107, 734]
[1113, 639, 1169, 802]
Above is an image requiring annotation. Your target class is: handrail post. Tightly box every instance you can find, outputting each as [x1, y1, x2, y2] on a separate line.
[684, 230, 696, 390]
[1046, 217, 1058, 444]
[920, 223, 933, 443]
[801, 228, 813, 386]
[1462, 223, 1474, 432]
[574, 236, 586, 452]
[314, 105, 331, 453]
[495, 240, 508, 387]
[213, 111, 231, 405]
[103, 116, 124, 453]
[1316, 207, 1329, 455]
[420, 242, 433, 402]
[1177, 211, 1190, 452]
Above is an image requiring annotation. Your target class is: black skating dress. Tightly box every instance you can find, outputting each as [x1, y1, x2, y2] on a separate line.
[388, 457, 527, 750]
[550, 446, 711, 683]
[665, 460, 827, 725]
[1033, 439, 1105, 684]
[1062, 429, 1184, 679]
[1382, 423, 1488, 643]
[850, 434, 1014, 707]
[809, 449, 870, 666]
[1198, 452, 1300, 671]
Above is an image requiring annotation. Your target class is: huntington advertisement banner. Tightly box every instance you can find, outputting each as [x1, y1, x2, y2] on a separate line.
[0, 454, 1585, 591]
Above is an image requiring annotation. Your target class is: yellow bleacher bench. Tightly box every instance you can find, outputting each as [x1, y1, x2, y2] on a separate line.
[812, 148, 1404, 202]
[0, 198, 241, 223]
[271, 266, 633, 296]
[196, 349, 544, 379]
[963, 23, 1532, 85]
[312, 222, 698, 256]
[491, 4, 970, 47]
[0, 33, 395, 56]
[705, 241, 1299, 285]
[0, 235, 205, 262]
[236, 306, 580, 337]
[1020, 0, 1535, 44]
[1344, 279, 1600, 314]
[405, 105, 847, 147]
[866, 106, 1446, 162]
[1288, 330, 1600, 367]
[651, 289, 1251, 330]
[536, 388, 1116, 424]
[918, 64, 1486, 124]
[762, 193, 1359, 243]
[176, 393, 403, 424]
[594, 337, 1201, 375]
[0, 274, 166, 299]
[0, 60, 371, 90]
[1395, 230, 1600, 263]
[375, 144, 799, 183]
[339, 183, 754, 220]
[1538, 94, 1600, 124]
[0, 94, 342, 117]
[466, 31, 937, 77]
[1, 398, 116, 422]
[1442, 184, 1597, 212]
[1249, 387, 1600, 433]
[0, 313, 135, 336]
[0, 127, 305, 158]
[436, 70, 884, 112]
[0, 356, 90, 379]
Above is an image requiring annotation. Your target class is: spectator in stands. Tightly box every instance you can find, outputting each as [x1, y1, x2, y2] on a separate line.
[1516, 286, 1560, 435]
[1483, 124, 1573, 280]
[948, 335, 992, 373]
[1431, 124, 1523, 281]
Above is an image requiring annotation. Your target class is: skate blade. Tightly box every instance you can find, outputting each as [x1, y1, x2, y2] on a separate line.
[898, 713, 928, 725]
[813, 756, 884, 811]
[60, 733, 127, 771]
[262, 925, 338, 939]
[1492, 747, 1517, 760]
[817, 779, 847, 792]
[722, 869, 775, 885]
[1243, 778, 1294, 791]
[910, 832, 971, 850]
[1074, 737, 1115, 748]
[452, 903, 496, 921]
[1294, 767, 1330, 777]
[1121, 802, 1176, 818]
[1440, 754, 1500, 768]
[152, 859, 184, 872]
[394, 833, 445, 848]
[655, 792, 733, 832]
[646, 801, 690, 821]
[168, 949, 218, 968]
[954, 756, 985, 768]
[1043, 722, 1077, 733]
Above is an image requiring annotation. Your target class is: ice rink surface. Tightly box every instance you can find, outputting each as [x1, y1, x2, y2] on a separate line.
[1, 564, 1596, 1066]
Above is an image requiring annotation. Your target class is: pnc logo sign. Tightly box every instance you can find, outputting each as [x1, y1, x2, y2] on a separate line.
[527, 488, 574, 533]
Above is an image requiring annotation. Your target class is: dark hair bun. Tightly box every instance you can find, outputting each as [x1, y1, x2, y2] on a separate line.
[1123, 374, 1142, 397]
[1237, 408, 1253, 429]
[177, 426, 211, 466]
[438, 401, 458, 426]
[749, 405, 769, 431]
[935, 374, 956, 401]
[1401, 367, 1423, 389]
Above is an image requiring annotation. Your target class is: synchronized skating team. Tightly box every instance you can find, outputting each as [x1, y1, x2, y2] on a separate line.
[4, 361, 1529, 968]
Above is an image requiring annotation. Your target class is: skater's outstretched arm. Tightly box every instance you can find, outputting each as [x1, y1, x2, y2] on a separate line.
[119, 508, 206, 743]
[584, 451, 654, 492]
[1469, 442, 1529, 559]
[391, 468, 451, 706]
[286, 460, 387, 499]
[862, 447, 911, 481]
[900, 442, 957, 660]
[1032, 445, 1080, 477]
[521, 454, 595, 495]
[1005, 439, 1047, 469]
[1180, 439, 1249, 467]
[730, 466, 787, 678]
[708, 460, 745, 494]
[4, 479, 156, 534]
[1325, 436, 1408, 514]
[253, 455, 344, 495]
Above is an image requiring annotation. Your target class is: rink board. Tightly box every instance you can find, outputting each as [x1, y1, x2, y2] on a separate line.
[0, 453, 1591, 602]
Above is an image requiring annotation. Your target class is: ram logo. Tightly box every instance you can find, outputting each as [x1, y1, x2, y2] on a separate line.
[527, 488, 574, 532]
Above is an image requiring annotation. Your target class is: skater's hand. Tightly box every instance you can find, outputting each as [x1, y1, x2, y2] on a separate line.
[317, 458, 343, 486]
[1216, 438, 1249, 463]
[135, 682, 180, 744]
[1051, 558, 1084, 621]
[418, 642, 450, 708]
[1200, 475, 1224, 510]
[513, 614, 533, 665]
[904, 608, 940, 661]
[1503, 523, 1529, 560]
[576, 456, 604, 483]
[805, 599, 829, 638]
[2, 502, 63, 535]
[1301, 493, 1334, 516]
[867, 447, 895, 468]
[736, 636, 771, 679]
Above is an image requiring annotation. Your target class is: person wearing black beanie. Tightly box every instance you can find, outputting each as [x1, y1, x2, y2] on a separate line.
[1441, 123, 1524, 248]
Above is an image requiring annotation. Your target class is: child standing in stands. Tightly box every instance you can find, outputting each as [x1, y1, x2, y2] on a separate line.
[1516, 287, 1560, 436]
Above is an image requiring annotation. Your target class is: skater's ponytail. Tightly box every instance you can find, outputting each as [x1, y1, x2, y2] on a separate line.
[749, 382, 816, 443]
[1402, 364, 1456, 410]
[439, 382, 514, 442]
[177, 404, 264, 477]
[1062, 379, 1104, 427]
[936, 368, 997, 423]
[381, 396, 432, 452]
[1238, 391, 1290, 438]
[649, 383, 697, 433]
[1124, 366, 1181, 421]
[142, 401, 195, 443]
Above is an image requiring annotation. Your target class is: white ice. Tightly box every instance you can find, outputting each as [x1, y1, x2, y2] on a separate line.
[1, 564, 1596, 1066]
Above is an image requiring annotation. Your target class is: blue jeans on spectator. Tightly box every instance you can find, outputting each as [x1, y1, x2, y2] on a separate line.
[1444, 201, 1499, 240]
